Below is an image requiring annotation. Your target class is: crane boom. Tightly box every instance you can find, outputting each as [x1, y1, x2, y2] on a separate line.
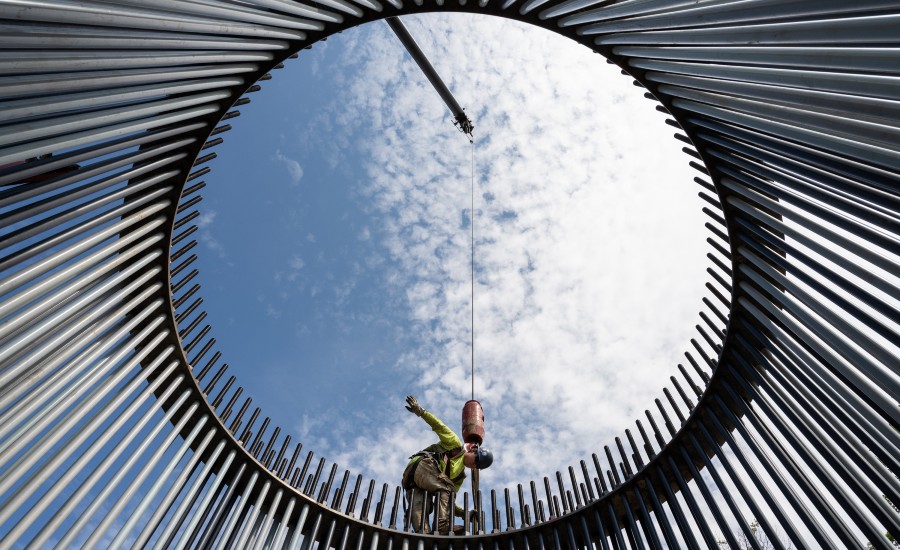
[386, 17, 474, 140]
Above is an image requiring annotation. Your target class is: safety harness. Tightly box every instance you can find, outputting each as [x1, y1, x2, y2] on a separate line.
[402, 446, 464, 489]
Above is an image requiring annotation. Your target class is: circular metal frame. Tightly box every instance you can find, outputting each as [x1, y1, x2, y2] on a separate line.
[1, 1, 899, 548]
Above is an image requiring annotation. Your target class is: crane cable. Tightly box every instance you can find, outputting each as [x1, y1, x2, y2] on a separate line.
[470, 136, 476, 402]
[468, 133, 481, 535]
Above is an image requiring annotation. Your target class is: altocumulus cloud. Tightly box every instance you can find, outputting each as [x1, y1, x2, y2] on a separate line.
[274, 149, 305, 184]
[310, 15, 710, 492]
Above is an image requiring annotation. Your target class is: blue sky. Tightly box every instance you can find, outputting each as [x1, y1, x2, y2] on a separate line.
[195, 13, 709, 494]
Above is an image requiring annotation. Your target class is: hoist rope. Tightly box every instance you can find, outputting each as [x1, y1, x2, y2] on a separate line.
[469, 134, 480, 534]
[470, 136, 475, 402]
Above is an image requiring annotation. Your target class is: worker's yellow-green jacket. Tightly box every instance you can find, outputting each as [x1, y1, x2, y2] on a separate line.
[406, 410, 466, 492]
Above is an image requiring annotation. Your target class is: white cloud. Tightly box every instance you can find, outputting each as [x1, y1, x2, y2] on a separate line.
[267, 304, 281, 319]
[196, 210, 216, 228]
[273, 149, 304, 184]
[199, 232, 226, 259]
[195, 208, 226, 258]
[307, 39, 329, 76]
[289, 255, 305, 271]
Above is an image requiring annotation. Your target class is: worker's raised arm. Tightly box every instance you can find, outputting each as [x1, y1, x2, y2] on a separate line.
[405, 395, 425, 416]
[405, 395, 462, 450]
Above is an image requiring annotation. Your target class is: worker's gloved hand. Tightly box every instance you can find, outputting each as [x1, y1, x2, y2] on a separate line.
[405, 395, 425, 416]
[467, 510, 479, 528]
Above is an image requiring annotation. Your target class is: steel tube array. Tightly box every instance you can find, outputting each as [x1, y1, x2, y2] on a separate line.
[1, 0, 899, 548]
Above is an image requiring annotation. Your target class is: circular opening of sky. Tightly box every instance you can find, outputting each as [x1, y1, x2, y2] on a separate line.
[195, 14, 710, 490]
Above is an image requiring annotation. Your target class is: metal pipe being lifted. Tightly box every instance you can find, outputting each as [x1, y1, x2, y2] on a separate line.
[385, 17, 474, 139]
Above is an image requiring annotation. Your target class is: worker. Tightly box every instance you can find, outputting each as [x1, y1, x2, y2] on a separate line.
[401, 395, 493, 534]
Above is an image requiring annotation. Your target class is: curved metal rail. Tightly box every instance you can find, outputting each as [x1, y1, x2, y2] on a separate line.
[1, 1, 899, 548]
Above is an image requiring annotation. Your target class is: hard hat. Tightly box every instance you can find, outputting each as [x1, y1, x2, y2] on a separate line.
[475, 446, 493, 469]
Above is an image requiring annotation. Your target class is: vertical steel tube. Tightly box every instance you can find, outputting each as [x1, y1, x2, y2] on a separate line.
[194, 461, 249, 550]
[171, 448, 237, 550]
[220, 470, 260, 549]
[271, 497, 298, 550]
[257, 487, 285, 548]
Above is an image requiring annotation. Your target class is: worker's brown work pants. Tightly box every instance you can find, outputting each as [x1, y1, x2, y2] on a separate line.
[406, 457, 456, 534]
